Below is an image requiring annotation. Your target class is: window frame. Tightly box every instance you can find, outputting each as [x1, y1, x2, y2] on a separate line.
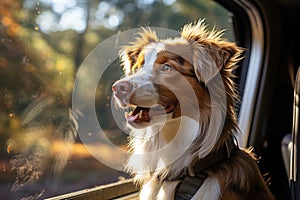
[29, 0, 267, 199]
[216, 0, 266, 148]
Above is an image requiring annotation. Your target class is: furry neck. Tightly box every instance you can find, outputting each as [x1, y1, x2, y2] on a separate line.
[126, 104, 229, 184]
[126, 116, 201, 183]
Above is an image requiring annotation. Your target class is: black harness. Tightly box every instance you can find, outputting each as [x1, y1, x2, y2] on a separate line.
[174, 136, 238, 200]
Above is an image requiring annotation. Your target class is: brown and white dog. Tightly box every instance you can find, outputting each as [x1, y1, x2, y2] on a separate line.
[112, 20, 275, 200]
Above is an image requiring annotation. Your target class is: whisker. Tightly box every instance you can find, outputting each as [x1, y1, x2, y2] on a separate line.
[157, 95, 174, 106]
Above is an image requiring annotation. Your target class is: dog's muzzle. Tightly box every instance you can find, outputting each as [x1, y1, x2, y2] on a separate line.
[112, 80, 176, 127]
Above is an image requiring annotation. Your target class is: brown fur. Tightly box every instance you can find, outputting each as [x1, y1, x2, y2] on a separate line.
[114, 20, 275, 199]
[216, 149, 274, 200]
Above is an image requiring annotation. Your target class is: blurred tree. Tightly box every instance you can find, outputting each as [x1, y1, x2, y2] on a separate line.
[0, 0, 234, 198]
[0, 2, 76, 198]
[0, 0, 44, 158]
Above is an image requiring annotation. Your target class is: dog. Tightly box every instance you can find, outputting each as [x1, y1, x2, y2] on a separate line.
[112, 20, 275, 200]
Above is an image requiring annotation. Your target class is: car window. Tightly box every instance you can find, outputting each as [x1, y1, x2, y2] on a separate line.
[0, 0, 234, 199]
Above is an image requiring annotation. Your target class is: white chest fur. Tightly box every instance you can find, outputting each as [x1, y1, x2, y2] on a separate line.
[139, 175, 221, 200]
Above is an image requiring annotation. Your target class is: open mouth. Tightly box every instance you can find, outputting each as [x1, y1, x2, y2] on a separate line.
[125, 103, 175, 124]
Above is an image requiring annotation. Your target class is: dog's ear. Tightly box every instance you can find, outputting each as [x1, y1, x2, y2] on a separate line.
[119, 28, 158, 75]
[180, 20, 242, 83]
[192, 42, 239, 83]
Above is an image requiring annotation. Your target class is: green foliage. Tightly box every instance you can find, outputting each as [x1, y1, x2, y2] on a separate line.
[0, 0, 234, 196]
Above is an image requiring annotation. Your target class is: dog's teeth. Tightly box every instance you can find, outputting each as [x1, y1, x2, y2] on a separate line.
[139, 110, 143, 119]
[125, 112, 129, 119]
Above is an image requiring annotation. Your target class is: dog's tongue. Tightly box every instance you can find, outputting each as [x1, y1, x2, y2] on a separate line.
[125, 107, 151, 123]
[125, 104, 175, 124]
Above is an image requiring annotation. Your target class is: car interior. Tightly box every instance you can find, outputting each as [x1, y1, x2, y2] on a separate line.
[1, 0, 300, 199]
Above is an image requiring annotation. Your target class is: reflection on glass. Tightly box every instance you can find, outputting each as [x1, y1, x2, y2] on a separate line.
[0, 0, 233, 199]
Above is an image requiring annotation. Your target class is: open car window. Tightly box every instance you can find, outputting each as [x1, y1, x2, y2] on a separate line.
[0, 0, 237, 199]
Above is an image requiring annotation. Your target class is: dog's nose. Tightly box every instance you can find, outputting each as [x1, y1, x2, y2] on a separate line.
[112, 81, 133, 94]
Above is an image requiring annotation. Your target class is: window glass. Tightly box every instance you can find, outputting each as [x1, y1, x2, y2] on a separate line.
[0, 0, 234, 198]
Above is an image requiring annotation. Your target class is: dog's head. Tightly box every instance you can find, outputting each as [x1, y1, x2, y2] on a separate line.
[112, 20, 242, 131]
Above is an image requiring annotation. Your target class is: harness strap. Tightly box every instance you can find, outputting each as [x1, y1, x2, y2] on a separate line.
[193, 135, 237, 174]
[174, 172, 208, 200]
[174, 136, 238, 200]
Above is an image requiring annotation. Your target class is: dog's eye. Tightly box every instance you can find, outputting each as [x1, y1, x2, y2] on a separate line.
[160, 64, 173, 73]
